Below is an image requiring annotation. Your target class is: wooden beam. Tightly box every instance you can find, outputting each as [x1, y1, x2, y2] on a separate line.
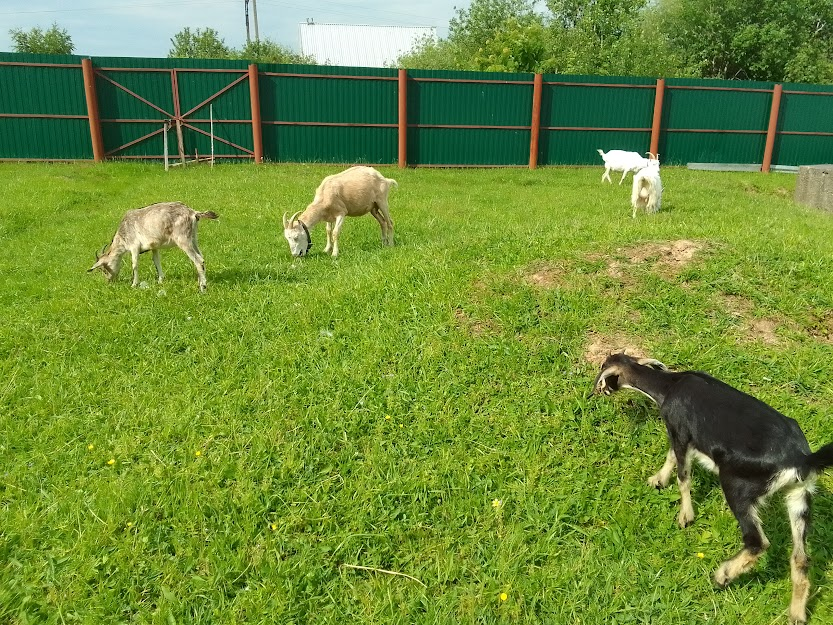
[81, 58, 105, 162]
[529, 73, 543, 169]
[248, 64, 263, 163]
[398, 68, 408, 169]
[649, 78, 665, 157]
[762, 84, 783, 173]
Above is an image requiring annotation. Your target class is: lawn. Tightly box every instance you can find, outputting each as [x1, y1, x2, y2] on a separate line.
[2, 161, 833, 624]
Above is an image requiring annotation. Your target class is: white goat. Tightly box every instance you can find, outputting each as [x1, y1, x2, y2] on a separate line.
[283, 166, 396, 258]
[597, 149, 649, 185]
[631, 155, 663, 218]
[88, 201, 218, 292]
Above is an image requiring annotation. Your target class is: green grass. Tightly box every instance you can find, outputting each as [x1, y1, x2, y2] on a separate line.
[2, 162, 833, 624]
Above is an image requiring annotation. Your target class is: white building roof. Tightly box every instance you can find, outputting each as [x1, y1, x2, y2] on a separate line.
[299, 23, 437, 68]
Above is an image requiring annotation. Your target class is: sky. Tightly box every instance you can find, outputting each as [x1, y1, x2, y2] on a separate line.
[0, 0, 457, 58]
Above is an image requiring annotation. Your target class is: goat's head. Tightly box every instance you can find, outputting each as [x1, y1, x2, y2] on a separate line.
[282, 211, 312, 257]
[87, 244, 122, 282]
[589, 352, 667, 397]
[645, 152, 661, 168]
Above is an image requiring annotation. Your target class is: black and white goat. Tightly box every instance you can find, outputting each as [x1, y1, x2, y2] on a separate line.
[590, 352, 833, 625]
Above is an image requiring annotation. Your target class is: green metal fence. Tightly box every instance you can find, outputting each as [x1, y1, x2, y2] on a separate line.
[1, 52, 831, 169]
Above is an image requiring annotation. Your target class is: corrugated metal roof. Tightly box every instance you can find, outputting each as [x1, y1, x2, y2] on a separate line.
[298, 23, 436, 68]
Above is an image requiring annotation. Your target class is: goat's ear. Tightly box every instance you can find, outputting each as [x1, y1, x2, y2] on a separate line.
[637, 358, 667, 370]
[88, 257, 103, 273]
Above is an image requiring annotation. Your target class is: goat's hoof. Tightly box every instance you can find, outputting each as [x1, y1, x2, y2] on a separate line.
[713, 566, 731, 588]
[677, 512, 694, 528]
[647, 475, 667, 489]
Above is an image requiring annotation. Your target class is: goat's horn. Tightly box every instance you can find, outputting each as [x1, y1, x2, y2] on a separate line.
[95, 244, 107, 260]
[637, 357, 667, 370]
[588, 365, 620, 399]
[289, 211, 302, 226]
[647, 152, 657, 160]
[282, 212, 289, 228]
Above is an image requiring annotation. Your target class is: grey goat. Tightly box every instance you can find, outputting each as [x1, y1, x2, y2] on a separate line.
[88, 201, 218, 292]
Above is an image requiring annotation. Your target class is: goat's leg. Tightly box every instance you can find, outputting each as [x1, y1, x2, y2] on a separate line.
[370, 206, 393, 247]
[330, 215, 346, 257]
[619, 170, 629, 185]
[675, 446, 695, 528]
[180, 243, 207, 292]
[648, 449, 676, 489]
[715, 476, 769, 587]
[323, 222, 333, 254]
[602, 167, 611, 183]
[130, 249, 141, 287]
[786, 485, 812, 625]
[376, 200, 394, 245]
[152, 250, 164, 284]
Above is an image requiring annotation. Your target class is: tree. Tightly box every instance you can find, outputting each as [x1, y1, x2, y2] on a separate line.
[235, 38, 315, 64]
[655, 0, 833, 82]
[9, 23, 74, 54]
[168, 27, 231, 59]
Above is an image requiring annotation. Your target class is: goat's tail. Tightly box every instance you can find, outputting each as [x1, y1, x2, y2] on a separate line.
[806, 442, 833, 472]
[196, 211, 219, 220]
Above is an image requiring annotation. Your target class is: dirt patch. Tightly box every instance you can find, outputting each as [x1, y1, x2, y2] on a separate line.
[454, 308, 498, 337]
[587, 240, 707, 283]
[583, 332, 647, 366]
[522, 262, 570, 289]
[719, 293, 791, 345]
[722, 294, 754, 318]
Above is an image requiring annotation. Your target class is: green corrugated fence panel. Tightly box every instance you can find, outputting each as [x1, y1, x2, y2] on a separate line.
[542, 130, 652, 166]
[0, 52, 91, 159]
[406, 69, 532, 165]
[263, 126, 397, 164]
[0, 117, 92, 159]
[407, 128, 528, 166]
[772, 135, 833, 167]
[539, 74, 656, 165]
[660, 78, 773, 165]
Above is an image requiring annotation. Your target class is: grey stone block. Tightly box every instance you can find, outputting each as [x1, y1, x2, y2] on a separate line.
[795, 165, 833, 212]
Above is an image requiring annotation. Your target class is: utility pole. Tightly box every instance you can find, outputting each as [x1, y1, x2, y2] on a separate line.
[244, 0, 251, 44]
[252, 0, 259, 42]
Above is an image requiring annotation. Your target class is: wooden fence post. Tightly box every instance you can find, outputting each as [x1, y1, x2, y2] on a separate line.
[398, 68, 407, 169]
[649, 78, 665, 157]
[249, 63, 263, 164]
[762, 84, 783, 173]
[81, 58, 104, 163]
[529, 73, 543, 169]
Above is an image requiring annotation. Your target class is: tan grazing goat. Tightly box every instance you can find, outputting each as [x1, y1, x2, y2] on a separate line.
[88, 201, 218, 292]
[283, 166, 396, 257]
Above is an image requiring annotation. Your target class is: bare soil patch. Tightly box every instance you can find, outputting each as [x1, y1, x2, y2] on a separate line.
[522, 262, 570, 289]
[454, 307, 499, 337]
[583, 332, 647, 365]
[718, 293, 792, 345]
[588, 240, 707, 282]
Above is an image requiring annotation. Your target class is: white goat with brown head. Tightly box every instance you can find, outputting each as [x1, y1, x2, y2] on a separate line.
[88, 201, 218, 292]
[283, 166, 396, 258]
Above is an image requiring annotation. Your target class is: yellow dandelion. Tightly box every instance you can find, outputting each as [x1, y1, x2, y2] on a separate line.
[500, 592, 508, 601]
[87, 444, 95, 450]
[107, 458, 116, 465]
[385, 415, 391, 420]
[399, 424, 404, 428]
[126, 522, 133, 528]
[492, 499, 503, 508]
[696, 552, 705, 559]
[195, 450, 202, 457]
[270, 523, 277, 531]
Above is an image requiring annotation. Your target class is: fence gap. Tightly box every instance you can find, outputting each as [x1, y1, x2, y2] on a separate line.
[398, 69, 407, 168]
